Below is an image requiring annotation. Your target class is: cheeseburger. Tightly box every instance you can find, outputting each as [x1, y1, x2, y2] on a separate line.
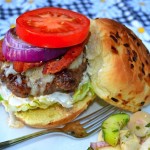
[0, 8, 150, 128]
[0, 7, 95, 128]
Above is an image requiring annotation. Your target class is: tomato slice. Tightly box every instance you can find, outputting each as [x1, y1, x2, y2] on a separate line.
[16, 7, 90, 48]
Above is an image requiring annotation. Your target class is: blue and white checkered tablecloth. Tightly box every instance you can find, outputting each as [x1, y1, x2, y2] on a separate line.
[0, 0, 150, 49]
[0, 1, 150, 150]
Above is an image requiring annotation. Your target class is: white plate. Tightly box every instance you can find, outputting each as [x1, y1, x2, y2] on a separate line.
[0, 99, 150, 150]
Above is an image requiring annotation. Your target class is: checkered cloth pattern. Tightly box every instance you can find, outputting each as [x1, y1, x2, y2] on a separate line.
[0, 0, 94, 20]
[0, 0, 150, 47]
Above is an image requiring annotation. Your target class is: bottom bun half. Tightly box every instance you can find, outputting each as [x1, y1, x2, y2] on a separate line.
[15, 95, 95, 128]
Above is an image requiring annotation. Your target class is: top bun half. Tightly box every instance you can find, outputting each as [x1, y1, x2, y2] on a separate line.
[86, 18, 150, 112]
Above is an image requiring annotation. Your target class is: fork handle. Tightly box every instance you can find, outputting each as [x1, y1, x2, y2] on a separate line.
[0, 128, 62, 149]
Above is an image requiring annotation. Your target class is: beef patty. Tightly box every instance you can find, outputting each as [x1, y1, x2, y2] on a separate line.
[0, 61, 87, 98]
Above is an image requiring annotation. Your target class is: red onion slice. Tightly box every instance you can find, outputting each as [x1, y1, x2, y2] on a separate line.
[2, 28, 68, 62]
[90, 141, 109, 150]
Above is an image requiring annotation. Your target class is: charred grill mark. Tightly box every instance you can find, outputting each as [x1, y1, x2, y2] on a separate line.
[145, 48, 149, 54]
[111, 46, 118, 54]
[130, 64, 134, 69]
[110, 35, 118, 43]
[129, 33, 136, 40]
[128, 57, 132, 62]
[126, 49, 131, 55]
[116, 32, 121, 39]
[141, 63, 145, 75]
[139, 63, 145, 76]
[122, 99, 129, 105]
[132, 50, 138, 62]
[110, 31, 121, 41]
[126, 49, 132, 62]
[145, 60, 149, 65]
[145, 95, 149, 100]
[123, 43, 130, 47]
[145, 74, 150, 86]
[137, 42, 140, 47]
[111, 97, 119, 102]
[117, 93, 122, 99]
[140, 101, 145, 106]
[138, 73, 143, 80]
[132, 56, 137, 62]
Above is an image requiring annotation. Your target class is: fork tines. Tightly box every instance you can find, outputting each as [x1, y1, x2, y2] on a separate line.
[78, 105, 120, 135]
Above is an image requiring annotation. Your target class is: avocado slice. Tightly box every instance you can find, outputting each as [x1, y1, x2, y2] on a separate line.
[101, 113, 130, 146]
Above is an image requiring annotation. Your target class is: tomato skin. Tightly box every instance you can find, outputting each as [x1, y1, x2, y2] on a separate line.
[16, 7, 90, 48]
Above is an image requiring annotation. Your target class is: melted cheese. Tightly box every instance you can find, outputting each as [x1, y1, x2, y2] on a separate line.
[1, 52, 84, 96]
[0, 68, 89, 111]
[3, 63, 17, 77]
[0, 84, 73, 110]
[16, 75, 22, 84]
[69, 52, 84, 69]
[0, 55, 88, 127]
[25, 66, 54, 95]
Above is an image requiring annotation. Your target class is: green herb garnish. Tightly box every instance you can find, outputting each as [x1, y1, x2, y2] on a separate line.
[136, 126, 141, 130]
[145, 123, 150, 127]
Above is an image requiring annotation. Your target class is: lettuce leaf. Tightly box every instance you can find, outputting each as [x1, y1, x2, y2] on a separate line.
[73, 82, 95, 102]
[2, 100, 55, 112]
[2, 82, 95, 112]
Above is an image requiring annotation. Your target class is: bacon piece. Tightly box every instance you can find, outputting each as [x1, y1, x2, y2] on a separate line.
[13, 61, 43, 72]
[42, 43, 84, 74]
[0, 40, 6, 61]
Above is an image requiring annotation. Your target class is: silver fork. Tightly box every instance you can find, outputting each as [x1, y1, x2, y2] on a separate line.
[0, 105, 120, 149]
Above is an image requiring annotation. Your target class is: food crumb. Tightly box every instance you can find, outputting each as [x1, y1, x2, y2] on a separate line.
[9, 120, 24, 128]
[8, 111, 24, 128]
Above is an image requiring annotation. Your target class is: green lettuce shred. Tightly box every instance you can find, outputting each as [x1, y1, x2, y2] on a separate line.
[145, 123, 150, 127]
[0, 94, 3, 102]
[73, 82, 95, 103]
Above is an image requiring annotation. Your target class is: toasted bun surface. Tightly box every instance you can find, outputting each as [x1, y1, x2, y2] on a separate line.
[86, 18, 150, 112]
[15, 95, 95, 128]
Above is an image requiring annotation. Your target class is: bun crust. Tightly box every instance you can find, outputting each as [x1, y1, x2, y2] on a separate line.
[87, 18, 150, 112]
[15, 95, 95, 128]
